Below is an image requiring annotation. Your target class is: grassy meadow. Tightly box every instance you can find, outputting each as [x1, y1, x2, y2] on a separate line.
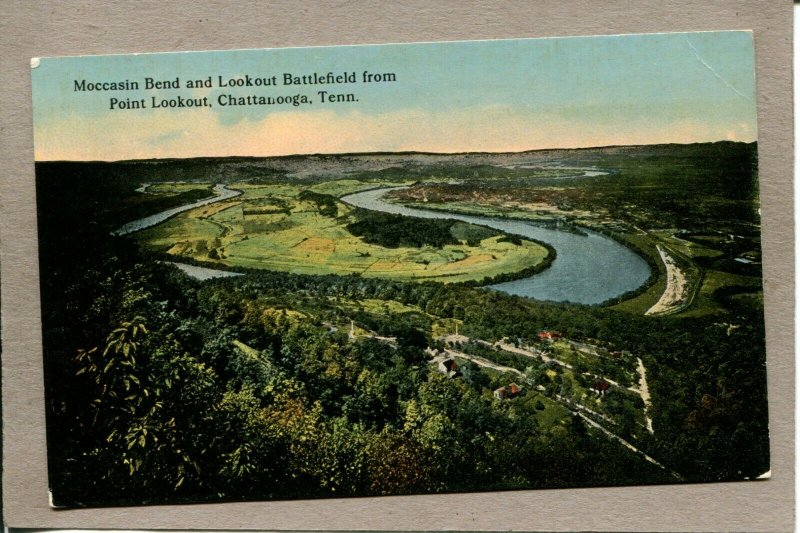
[34, 143, 768, 508]
[137, 182, 551, 283]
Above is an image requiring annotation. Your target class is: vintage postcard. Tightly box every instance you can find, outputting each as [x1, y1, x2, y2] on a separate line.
[31, 32, 768, 508]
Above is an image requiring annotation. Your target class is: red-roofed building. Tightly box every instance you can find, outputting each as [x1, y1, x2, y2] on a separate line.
[538, 331, 562, 341]
[437, 357, 461, 379]
[494, 382, 523, 400]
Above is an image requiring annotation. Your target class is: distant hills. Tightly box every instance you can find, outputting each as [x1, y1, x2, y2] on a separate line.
[36, 141, 756, 185]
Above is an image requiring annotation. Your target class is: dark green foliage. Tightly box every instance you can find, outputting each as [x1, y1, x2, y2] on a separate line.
[459, 360, 491, 392]
[39, 241, 766, 505]
[35, 162, 214, 233]
[298, 190, 338, 217]
[498, 235, 523, 245]
[347, 210, 460, 248]
[34, 148, 769, 507]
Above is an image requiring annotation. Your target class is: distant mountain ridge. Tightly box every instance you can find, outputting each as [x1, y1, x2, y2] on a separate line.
[37, 140, 755, 165]
[35, 141, 757, 186]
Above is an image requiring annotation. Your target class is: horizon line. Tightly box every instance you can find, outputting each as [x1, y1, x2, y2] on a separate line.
[34, 139, 756, 164]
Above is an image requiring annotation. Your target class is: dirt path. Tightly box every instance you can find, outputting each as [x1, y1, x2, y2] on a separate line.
[646, 245, 687, 315]
[434, 347, 674, 477]
[494, 341, 574, 370]
[442, 348, 524, 377]
[556, 394, 616, 425]
[636, 357, 654, 433]
[575, 412, 679, 478]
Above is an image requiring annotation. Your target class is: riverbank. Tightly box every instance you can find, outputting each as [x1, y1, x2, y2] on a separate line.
[121, 181, 651, 306]
[136, 183, 552, 285]
[113, 183, 243, 236]
[380, 193, 668, 310]
[342, 187, 651, 305]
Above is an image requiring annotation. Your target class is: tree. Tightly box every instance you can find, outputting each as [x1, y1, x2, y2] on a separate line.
[365, 429, 428, 495]
[76, 314, 220, 496]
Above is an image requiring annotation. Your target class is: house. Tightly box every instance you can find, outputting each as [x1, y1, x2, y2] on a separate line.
[493, 382, 522, 400]
[437, 358, 461, 379]
[425, 347, 440, 358]
[590, 379, 611, 396]
[538, 331, 562, 341]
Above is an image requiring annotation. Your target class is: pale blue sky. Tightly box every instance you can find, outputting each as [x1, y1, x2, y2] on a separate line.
[32, 31, 757, 160]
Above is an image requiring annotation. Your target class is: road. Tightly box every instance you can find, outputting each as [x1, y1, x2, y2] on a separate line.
[442, 348, 525, 377]
[636, 357, 654, 433]
[494, 340, 573, 370]
[646, 245, 687, 315]
[433, 345, 671, 475]
[438, 332, 661, 454]
[575, 412, 679, 478]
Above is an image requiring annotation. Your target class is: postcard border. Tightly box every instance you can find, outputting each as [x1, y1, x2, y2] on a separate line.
[1, 1, 793, 531]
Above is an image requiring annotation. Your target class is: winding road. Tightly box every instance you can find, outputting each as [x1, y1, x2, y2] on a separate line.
[432, 344, 675, 477]
[645, 245, 687, 315]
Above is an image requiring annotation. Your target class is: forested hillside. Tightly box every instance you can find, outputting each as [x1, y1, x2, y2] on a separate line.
[36, 147, 769, 507]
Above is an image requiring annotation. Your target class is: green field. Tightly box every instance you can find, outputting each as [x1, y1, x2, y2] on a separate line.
[147, 182, 214, 195]
[133, 146, 762, 317]
[35, 144, 770, 507]
[137, 182, 550, 283]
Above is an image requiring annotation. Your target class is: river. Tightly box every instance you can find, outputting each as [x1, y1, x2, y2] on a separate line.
[113, 183, 242, 236]
[341, 187, 650, 305]
[119, 181, 649, 305]
[166, 262, 244, 281]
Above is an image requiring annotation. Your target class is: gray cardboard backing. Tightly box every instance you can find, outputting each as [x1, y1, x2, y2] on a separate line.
[0, 1, 793, 531]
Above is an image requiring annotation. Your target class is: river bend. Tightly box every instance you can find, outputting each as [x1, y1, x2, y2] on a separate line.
[118, 182, 650, 305]
[113, 184, 242, 236]
[341, 187, 650, 305]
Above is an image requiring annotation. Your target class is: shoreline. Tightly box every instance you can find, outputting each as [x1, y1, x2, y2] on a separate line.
[380, 195, 660, 308]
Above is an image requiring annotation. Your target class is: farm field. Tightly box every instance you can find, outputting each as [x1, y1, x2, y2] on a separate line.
[30, 30, 771, 517]
[136, 182, 551, 283]
[381, 143, 763, 317]
[35, 142, 768, 508]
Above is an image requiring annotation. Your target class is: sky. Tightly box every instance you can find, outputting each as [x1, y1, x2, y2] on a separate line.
[31, 31, 757, 161]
